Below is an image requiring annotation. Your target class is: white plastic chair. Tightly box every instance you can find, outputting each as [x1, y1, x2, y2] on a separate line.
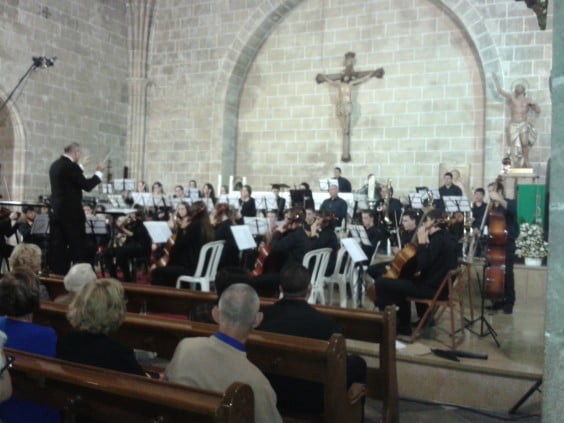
[303, 248, 332, 305]
[325, 247, 354, 307]
[176, 240, 225, 292]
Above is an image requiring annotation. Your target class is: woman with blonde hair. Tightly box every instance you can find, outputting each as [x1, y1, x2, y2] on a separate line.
[56, 278, 144, 376]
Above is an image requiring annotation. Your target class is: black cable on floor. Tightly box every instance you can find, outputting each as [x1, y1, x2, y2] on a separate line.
[398, 395, 540, 421]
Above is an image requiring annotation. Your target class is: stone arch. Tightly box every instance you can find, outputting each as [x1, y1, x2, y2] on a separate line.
[215, 0, 503, 184]
[0, 87, 27, 200]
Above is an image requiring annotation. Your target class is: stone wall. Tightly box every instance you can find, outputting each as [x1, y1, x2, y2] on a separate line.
[0, 0, 129, 200]
[146, 0, 552, 198]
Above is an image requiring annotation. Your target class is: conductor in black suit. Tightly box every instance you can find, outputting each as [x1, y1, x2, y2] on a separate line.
[48, 142, 105, 275]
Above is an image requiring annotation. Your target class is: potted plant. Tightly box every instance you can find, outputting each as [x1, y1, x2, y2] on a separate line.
[515, 223, 548, 266]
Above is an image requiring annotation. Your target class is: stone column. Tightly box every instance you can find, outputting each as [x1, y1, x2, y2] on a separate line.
[126, 0, 155, 181]
[543, 2, 564, 421]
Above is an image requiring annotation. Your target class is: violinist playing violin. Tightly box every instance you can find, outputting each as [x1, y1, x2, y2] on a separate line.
[487, 181, 518, 314]
[0, 208, 20, 266]
[373, 209, 458, 336]
[151, 201, 214, 287]
[103, 209, 152, 282]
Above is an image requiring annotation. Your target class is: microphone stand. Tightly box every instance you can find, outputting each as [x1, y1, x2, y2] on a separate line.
[0, 57, 52, 114]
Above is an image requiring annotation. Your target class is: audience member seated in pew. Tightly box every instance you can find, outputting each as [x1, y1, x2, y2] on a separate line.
[0, 331, 12, 404]
[57, 278, 145, 376]
[0, 269, 60, 422]
[53, 263, 97, 305]
[189, 267, 252, 323]
[9, 243, 51, 300]
[166, 283, 282, 423]
[258, 263, 367, 415]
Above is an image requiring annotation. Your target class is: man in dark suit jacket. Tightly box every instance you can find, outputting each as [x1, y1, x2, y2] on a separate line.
[48, 143, 105, 275]
[258, 263, 366, 414]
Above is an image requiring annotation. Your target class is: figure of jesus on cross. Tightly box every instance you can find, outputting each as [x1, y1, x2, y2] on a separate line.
[316, 52, 384, 162]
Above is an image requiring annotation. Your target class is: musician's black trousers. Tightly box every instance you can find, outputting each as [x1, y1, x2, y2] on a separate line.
[104, 243, 145, 282]
[49, 217, 87, 275]
[374, 277, 443, 330]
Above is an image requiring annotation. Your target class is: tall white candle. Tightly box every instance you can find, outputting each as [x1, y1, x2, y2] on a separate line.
[228, 175, 233, 194]
[217, 174, 222, 193]
[242, 176, 247, 186]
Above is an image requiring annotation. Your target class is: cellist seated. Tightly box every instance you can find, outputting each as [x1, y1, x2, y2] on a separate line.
[373, 209, 458, 336]
[366, 209, 419, 281]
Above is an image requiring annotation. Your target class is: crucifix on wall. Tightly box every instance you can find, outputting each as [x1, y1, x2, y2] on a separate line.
[316, 52, 384, 162]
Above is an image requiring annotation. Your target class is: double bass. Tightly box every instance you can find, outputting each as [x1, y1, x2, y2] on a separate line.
[484, 177, 507, 299]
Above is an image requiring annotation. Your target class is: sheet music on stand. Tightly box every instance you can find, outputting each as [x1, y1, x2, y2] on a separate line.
[230, 225, 257, 250]
[341, 238, 368, 264]
[108, 195, 127, 209]
[430, 188, 440, 200]
[457, 197, 471, 212]
[188, 189, 200, 202]
[443, 196, 460, 213]
[143, 221, 172, 244]
[408, 193, 424, 209]
[318, 178, 339, 192]
[31, 215, 50, 236]
[348, 225, 372, 247]
[228, 196, 240, 210]
[85, 216, 107, 235]
[132, 192, 152, 208]
[217, 194, 229, 204]
[254, 193, 277, 211]
[152, 195, 171, 208]
[112, 179, 136, 192]
[244, 217, 269, 236]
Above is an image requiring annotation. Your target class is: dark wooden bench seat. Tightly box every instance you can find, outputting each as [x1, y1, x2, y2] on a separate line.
[6, 347, 253, 422]
[40, 276, 399, 422]
[35, 302, 362, 423]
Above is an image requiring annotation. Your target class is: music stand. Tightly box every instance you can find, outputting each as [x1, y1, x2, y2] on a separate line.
[143, 221, 172, 244]
[85, 216, 107, 236]
[230, 225, 257, 251]
[465, 264, 501, 348]
[408, 193, 424, 209]
[244, 217, 269, 237]
[348, 225, 372, 247]
[31, 215, 50, 236]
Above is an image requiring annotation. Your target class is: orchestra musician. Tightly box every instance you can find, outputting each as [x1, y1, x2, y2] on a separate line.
[201, 183, 217, 212]
[174, 185, 185, 199]
[48, 142, 105, 275]
[360, 209, 385, 259]
[150, 181, 169, 221]
[373, 209, 458, 336]
[437, 172, 463, 210]
[366, 209, 418, 280]
[239, 185, 257, 218]
[0, 209, 20, 266]
[151, 201, 214, 287]
[320, 184, 347, 226]
[270, 208, 309, 266]
[298, 183, 314, 210]
[375, 184, 402, 228]
[334, 167, 352, 193]
[471, 188, 487, 230]
[303, 207, 316, 231]
[213, 203, 239, 269]
[271, 184, 286, 221]
[103, 209, 152, 282]
[135, 180, 148, 193]
[306, 211, 339, 276]
[487, 181, 518, 315]
[17, 206, 37, 243]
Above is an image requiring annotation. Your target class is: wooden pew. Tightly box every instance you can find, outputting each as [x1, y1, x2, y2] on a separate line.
[6, 347, 253, 422]
[40, 275, 399, 423]
[34, 301, 362, 423]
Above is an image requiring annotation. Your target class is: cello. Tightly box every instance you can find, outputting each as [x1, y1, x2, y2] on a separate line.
[483, 177, 507, 299]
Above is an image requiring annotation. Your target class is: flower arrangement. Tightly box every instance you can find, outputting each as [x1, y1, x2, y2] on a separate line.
[515, 223, 548, 258]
